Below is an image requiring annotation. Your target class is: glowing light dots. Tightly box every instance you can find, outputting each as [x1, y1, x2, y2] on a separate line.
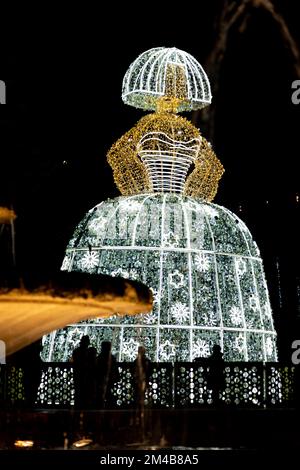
[81, 251, 99, 270]
[170, 302, 190, 324]
[192, 339, 211, 359]
[43, 47, 277, 364]
[107, 112, 224, 201]
[122, 47, 212, 112]
[44, 194, 277, 363]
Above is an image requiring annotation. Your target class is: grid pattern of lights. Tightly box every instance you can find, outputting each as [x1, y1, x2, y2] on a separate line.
[138, 131, 201, 193]
[42, 194, 277, 363]
[122, 47, 212, 112]
[42, 47, 277, 365]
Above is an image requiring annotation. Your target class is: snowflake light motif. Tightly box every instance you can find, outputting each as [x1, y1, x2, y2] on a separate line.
[249, 295, 260, 311]
[230, 306, 243, 326]
[192, 339, 210, 359]
[158, 340, 176, 361]
[122, 338, 139, 360]
[68, 328, 83, 347]
[170, 302, 190, 324]
[140, 311, 157, 325]
[235, 258, 247, 276]
[234, 334, 245, 353]
[169, 270, 185, 289]
[81, 251, 99, 269]
[265, 337, 273, 356]
[163, 232, 180, 248]
[195, 253, 210, 272]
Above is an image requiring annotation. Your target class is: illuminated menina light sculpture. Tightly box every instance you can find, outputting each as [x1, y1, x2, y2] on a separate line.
[42, 47, 277, 363]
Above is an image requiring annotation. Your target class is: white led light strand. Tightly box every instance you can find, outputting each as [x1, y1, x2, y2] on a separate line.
[122, 47, 212, 112]
[138, 131, 201, 193]
[44, 194, 278, 363]
[43, 47, 277, 364]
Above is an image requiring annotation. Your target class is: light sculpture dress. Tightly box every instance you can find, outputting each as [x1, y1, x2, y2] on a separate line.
[42, 47, 277, 362]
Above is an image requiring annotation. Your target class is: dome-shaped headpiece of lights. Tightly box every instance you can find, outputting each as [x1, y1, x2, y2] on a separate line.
[122, 47, 212, 112]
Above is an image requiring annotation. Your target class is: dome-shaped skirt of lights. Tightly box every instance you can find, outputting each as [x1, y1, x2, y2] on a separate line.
[122, 47, 212, 112]
[42, 194, 277, 363]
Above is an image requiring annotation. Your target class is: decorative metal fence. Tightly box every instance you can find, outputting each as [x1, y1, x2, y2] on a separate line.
[174, 363, 266, 407]
[113, 362, 173, 409]
[0, 362, 297, 409]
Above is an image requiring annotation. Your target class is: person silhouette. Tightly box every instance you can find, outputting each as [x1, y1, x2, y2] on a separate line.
[86, 345, 98, 408]
[133, 347, 151, 401]
[132, 346, 151, 429]
[207, 344, 225, 406]
[71, 335, 94, 408]
[96, 341, 119, 409]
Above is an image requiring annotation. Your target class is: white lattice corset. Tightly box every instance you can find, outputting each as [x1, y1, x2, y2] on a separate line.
[137, 132, 201, 193]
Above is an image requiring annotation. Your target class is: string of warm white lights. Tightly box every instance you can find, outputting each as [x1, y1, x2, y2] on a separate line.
[138, 132, 201, 193]
[107, 112, 224, 200]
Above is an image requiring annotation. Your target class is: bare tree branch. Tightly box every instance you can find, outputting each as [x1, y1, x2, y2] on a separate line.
[193, 0, 300, 143]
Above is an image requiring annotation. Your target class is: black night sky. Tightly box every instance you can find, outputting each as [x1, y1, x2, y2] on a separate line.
[1, 1, 300, 358]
